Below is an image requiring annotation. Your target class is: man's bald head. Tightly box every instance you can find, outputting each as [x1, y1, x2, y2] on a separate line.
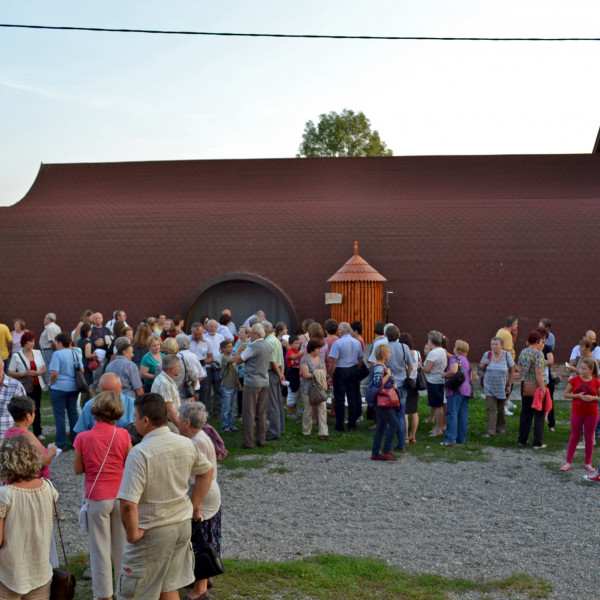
[99, 372, 123, 393]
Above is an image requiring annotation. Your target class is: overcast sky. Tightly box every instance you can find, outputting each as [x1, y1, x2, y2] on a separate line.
[1, 0, 599, 205]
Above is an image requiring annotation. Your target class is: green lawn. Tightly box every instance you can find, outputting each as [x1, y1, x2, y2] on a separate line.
[217, 392, 576, 469]
[66, 553, 550, 600]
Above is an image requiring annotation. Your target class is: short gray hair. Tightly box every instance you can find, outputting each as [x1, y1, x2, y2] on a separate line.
[162, 353, 179, 372]
[176, 334, 191, 350]
[251, 323, 265, 339]
[338, 322, 352, 335]
[491, 336, 504, 346]
[115, 337, 132, 354]
[262, 321, 274, 333]
[383, 323, 395, 334]
[45, 313, 57, 322]
[178, 401, 207, 428]
[428, 330, 444, 346]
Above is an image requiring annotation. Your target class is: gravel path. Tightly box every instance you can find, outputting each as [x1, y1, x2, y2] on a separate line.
[50, 441, 596, 600]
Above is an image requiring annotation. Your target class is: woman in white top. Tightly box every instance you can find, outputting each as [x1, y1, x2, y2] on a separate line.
[422, 330, 448, 437]
[178, 402, 222, 600]
[8, 331, 48, 439]
[0, 434, 59, 600]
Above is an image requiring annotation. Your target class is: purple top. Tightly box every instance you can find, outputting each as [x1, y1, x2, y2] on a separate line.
[445, 354, 472, 398]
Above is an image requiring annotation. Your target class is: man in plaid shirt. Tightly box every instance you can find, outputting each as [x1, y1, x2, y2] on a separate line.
[0, 360, 26, 439]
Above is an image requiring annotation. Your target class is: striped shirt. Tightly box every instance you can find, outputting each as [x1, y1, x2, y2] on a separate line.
[118, 426, 212, 529]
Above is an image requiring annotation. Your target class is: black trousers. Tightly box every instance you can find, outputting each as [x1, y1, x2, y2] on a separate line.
[518, 391, 545, 447]
[333, 366, 359, 431]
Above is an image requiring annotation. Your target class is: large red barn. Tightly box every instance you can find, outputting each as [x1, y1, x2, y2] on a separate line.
[1, 154, 598, 360]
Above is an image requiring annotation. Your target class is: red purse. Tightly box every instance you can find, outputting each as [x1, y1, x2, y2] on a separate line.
[376, 387, 400, 407]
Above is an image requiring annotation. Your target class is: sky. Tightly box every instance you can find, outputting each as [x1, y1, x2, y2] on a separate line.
[1, 0, 599, 205]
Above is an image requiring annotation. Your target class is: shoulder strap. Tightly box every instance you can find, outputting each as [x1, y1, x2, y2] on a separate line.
[18, 351, 29, 370]
[45, 479, 71, 576]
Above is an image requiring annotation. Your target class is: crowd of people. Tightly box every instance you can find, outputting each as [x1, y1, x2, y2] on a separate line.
[1, 308, 600, 599]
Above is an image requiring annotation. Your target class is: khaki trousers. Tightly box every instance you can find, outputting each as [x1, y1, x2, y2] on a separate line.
[485, 395, 506, 435]
[242, 385, 268, 448]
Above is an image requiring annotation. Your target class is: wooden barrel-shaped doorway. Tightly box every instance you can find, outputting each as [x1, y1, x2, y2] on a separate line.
[184, 273, 298, 332]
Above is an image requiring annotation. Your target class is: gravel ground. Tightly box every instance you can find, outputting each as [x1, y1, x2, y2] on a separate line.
[50, 439, 597, 600]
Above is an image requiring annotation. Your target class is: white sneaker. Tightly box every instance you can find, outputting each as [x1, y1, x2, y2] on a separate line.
[506, 400, 517, 410]
[504, 408, 514, 416]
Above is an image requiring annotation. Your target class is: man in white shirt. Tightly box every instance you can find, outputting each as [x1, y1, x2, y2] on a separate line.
[39, 313, 61, 386]
[569, 330, 600, 362]
[118, 393, 213, 600]
[106, 309, 129, 334]
[202, 320, 224, 417]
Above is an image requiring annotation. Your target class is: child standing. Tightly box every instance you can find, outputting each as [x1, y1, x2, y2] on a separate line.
[561, 357, 600, 472]
[285, 335, 304, 417]
[220, 340, 240, 433]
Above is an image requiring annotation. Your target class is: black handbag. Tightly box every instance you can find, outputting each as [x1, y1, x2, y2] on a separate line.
[445, 356, 465, 391]
[356, 360, 369, 381]
[72, 351, 88, 393]
[50, 484, 76, 600]
[400, 344, 416, 390]
[416, 367, 427, 391]
[193, 541, 225, 580]
[17, 352, 35, 394]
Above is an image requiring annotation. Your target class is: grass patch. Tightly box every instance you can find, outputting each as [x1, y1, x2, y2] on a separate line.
[204, 554, 550, 600]
[59, 552, 92, 600]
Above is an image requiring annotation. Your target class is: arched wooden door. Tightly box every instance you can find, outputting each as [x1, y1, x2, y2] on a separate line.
[184, 273, 297, 332]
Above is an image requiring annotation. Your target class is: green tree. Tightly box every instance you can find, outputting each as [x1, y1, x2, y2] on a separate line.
[297, 109, 393, 157]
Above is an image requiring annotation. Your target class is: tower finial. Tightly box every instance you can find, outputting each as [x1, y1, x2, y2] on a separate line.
[354, 241, 358, 255]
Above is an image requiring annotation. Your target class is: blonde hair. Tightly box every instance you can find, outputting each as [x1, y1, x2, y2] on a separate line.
[0, 435, 42, 483]
[375, 343, 391, 361]
[161, 338, 179, 355]
[91, 391, 125, 423]
[454, 340, 470, 355]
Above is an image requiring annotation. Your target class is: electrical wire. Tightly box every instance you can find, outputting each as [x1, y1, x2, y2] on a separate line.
[0, 23, 598, 41]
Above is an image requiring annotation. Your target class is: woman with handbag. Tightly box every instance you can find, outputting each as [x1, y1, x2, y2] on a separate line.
[77, 324, 97, 407]
[299, 339, 330, 440]
[368, 344, 400, 461]
[8, 330, 47, 440]
[73, 392, 131, 600]
[517, 330, 547, 449]
[178, 402, 223, 600]
[440, 340, 473, 446]
[422, 331, 448, 437]
[0, 434, 59, 600]
[479, 337, 515, 438]
[48, 332, 85, 450]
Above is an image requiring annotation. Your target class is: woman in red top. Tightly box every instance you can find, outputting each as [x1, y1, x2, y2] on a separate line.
[73, 392, 131, 600]
[561, 357, 600, 472]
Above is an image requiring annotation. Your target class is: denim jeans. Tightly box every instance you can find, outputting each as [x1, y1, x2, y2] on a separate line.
[50, 388, 79, 449]
[372, 406, 399, 455]
[445, 394, 469, 443]
[221, 386, 237, 430]
[387, 386, 407, 449]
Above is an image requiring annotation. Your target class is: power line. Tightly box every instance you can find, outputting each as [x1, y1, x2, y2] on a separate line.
[0, 23, 599, 41]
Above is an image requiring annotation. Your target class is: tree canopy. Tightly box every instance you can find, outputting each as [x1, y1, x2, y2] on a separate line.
[297, 109, 393, 158]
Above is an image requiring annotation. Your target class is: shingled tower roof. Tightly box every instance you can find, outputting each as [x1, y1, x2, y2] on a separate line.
[327, 241, 387, 283]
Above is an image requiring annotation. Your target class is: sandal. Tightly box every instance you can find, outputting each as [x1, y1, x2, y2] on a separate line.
[408, 438, 417, 444]
[559, 464, 572, 471]
[584, 464, 596, 472]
